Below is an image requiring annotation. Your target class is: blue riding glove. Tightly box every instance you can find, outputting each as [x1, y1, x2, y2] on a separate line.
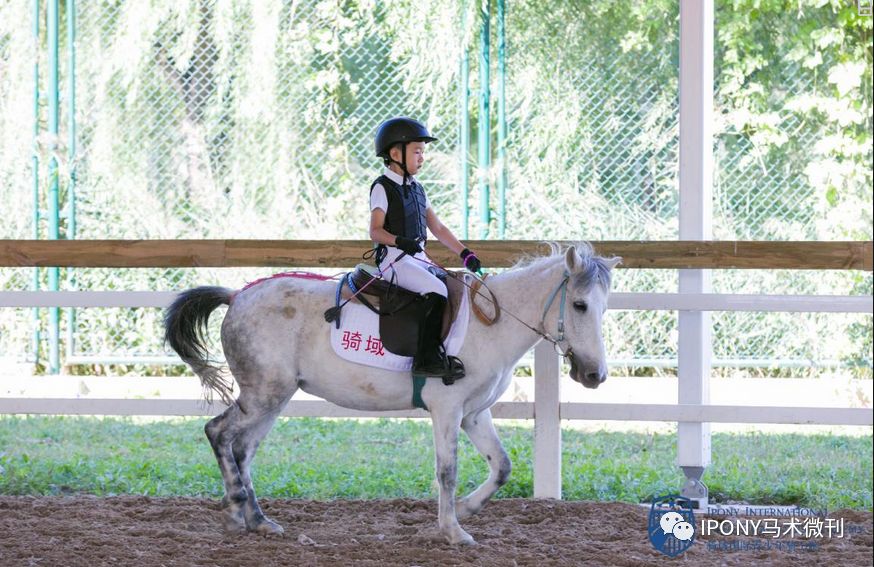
[395, 236, 423, 256]
[460, 248, 481, 273]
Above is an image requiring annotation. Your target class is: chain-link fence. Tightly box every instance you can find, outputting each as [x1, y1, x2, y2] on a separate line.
[500, 0, 872, 375]
[56, 0, 465, 366]
[1, 0, 871, 375]
[709, 2, 873, 376]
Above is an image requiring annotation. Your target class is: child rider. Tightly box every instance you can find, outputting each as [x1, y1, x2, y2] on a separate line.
[369, 116, 481, 379]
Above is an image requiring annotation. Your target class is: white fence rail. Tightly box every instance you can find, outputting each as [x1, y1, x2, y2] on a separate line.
[2, 288, 871, 500]
[1, 290, 872, 312]
[2, 397, 870, 426]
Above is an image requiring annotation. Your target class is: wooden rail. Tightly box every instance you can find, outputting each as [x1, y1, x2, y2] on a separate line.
[1, 240, 871, 270]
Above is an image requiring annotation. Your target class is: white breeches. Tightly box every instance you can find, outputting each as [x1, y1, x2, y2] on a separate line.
[378, 246, 448, 298]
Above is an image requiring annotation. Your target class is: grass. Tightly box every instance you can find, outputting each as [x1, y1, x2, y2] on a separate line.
[0, 416, 871, 510]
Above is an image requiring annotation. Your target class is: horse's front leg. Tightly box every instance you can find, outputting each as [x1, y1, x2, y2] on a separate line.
[430, 406, 474, 545]
[457, 408, 511, 519]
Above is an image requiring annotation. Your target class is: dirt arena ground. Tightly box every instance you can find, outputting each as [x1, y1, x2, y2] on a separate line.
[0, 496, 870, 566]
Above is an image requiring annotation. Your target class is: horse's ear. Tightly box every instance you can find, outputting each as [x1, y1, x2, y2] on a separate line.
[604, 256, 622, 270]
[565, 245, 582, 273]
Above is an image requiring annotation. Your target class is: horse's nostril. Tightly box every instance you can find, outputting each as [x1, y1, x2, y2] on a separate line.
[586, 372, 600, 383]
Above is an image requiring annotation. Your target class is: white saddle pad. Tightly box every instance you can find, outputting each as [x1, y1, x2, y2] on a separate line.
[330, 279, 471, 372]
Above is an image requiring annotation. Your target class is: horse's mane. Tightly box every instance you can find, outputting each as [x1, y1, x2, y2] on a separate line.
[512, 241, 613, 290]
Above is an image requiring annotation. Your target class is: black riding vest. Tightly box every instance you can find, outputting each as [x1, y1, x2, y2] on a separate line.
[370, 175, 428, 242]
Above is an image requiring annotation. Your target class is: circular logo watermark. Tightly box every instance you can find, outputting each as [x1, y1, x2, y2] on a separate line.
[648, 494, 696, 557]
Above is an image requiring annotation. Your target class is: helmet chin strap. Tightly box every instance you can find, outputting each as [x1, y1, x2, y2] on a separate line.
[388, 143, 411, 197]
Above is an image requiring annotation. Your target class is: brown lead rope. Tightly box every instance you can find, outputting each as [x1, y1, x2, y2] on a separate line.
[469, 274, 501, 326]
[405, 254, 502, 326]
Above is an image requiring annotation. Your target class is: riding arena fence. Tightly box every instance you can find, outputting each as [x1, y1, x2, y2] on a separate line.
[0, 238, 872, 499]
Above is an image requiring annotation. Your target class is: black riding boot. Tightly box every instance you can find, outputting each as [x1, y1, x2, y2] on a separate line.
[412, 293, 462, 378]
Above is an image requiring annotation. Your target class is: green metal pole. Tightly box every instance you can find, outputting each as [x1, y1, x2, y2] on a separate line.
[496, 0, 507, 238]
[32, 0, 41, 368]
[47, 0, 60, 374]
[478, 0, 491, 239]
[460, 2, 470, 239]
[65, 0, 77, 361]
[66, 0, 76, 241]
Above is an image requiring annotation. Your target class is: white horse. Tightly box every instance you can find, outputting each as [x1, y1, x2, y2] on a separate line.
[163, 242, 620, 545]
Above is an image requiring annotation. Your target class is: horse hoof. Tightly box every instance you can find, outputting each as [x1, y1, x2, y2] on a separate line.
[456, 497, 483, 520]
[223, 520, 248, 534]
[446, 529, 476, 546]
[455, 503, 475, 520]
[222, 509, 247, 533]
[255, 519, 285, 536]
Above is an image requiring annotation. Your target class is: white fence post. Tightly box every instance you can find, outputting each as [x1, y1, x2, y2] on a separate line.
[534, 340, 561, 499]
[678, 0, 714, 507]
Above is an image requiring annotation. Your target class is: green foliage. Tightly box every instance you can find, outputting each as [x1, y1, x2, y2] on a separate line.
[1, 416, 870, 510]
[713, 0, 872, 242]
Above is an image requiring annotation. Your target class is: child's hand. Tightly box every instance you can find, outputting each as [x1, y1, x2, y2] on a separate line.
[395, 236, 423, 255]
[460, 248, 481, 273]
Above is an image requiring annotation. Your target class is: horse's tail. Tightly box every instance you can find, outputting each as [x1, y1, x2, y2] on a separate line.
[163, 286, 236, 404]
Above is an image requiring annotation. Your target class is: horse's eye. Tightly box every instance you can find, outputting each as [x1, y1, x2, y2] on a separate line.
[573, 301, 588, 313]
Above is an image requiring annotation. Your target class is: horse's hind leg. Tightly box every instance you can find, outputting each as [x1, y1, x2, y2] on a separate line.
[204, 387, 295, 534]
[205, 404, 250, 533]
[232, 404, 288, 535]
[457, 408, 511, 519]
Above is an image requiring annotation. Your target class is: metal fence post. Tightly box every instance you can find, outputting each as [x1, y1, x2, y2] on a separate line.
[65, 0, 77, 362]
[495, 0, 507, 238]
[459, 1, 470, 240]
[47, 0, 60, 374]
[477, 0, 490, 239]
[31, 0, 42, 368]
[534, 340, 561, 499]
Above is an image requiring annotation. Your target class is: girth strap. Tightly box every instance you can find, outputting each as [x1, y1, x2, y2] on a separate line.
[412, 374, 429, 411]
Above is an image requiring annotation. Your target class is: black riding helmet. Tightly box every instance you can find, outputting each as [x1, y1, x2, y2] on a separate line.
[374, 117, 437, 162]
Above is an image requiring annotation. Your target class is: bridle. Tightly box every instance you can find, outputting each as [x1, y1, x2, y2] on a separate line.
[538, 270, 575, 360]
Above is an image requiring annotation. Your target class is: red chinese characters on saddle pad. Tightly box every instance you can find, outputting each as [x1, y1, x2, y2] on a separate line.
[329, 292, 470, 372]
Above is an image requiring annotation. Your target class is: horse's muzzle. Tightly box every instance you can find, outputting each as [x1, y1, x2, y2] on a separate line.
[568, 354, 607, 389]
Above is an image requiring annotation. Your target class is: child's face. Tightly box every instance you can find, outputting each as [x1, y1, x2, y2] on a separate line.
[389, 141, 426, 175]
